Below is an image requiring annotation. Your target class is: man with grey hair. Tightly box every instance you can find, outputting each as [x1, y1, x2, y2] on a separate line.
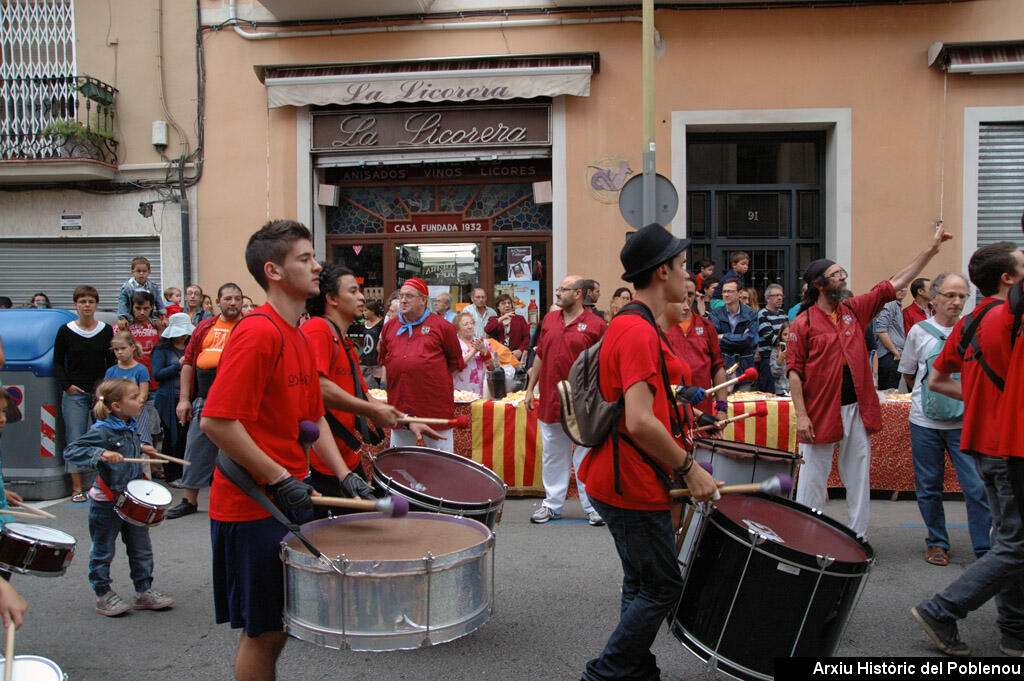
[757, 283, 787, 394]
[432, 292, 456, 323]
[898, 272, 990, 567]
[465, 287, 496, 337]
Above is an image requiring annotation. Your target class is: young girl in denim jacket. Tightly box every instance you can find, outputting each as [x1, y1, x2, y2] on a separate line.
[63, 378, 173, 617]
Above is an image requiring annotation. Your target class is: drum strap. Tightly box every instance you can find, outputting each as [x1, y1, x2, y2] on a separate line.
[95, 474, 115, 501]
[325, 318, 384, 447]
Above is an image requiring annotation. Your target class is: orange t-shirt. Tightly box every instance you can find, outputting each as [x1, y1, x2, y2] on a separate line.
[196, 317, 238, 370]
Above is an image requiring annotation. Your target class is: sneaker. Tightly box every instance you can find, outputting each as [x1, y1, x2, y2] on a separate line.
[911, 606, 971, 656]
[165, 500, 197, 519]
[95, 591, 131, 617]
[133, 589, 174, 611]
[587, 511, 606, 527]
[999, 633, 1024, 657]
[530, 506, 560, 524]
[168, 479, 185, 489]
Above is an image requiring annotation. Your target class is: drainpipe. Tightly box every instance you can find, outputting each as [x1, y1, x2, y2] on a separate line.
[178, 155, 192, 287]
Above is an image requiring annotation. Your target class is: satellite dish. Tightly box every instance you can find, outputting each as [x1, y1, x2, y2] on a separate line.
[618, 173, 679, 229]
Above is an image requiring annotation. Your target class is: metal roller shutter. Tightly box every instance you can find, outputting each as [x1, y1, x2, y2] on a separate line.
[0, 237, 162, 311]
[977, 122, 1024, 248]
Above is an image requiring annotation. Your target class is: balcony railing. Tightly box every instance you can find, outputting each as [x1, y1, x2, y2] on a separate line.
[0, 75, 118, 166]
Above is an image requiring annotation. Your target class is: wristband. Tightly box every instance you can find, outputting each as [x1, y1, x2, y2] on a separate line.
[715, 401, 728, 413]
[269, 469, 290, 485]
[674, 455, 695, 478]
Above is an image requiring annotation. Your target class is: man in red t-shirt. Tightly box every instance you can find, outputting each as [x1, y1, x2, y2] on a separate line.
[660, 277, 728, 419]
[903, 277, 932, 334]
[200, 221, 362, 681]
[378, 277, 464, 451]
[525, 275, 607, 525]
[577, 224, 719, 681]
[789, 225, 951, 538]
[912, 241, 1024, 657]
[304, 262, 402, 517]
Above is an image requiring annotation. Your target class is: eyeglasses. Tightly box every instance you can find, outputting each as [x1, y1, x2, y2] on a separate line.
[555, 287, 581, 294]
[826, 268, 848, 280]
[397, 293, 423, 300]
[937, 291, 969, 301]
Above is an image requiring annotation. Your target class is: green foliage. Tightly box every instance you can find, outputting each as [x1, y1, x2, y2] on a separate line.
[42, 119, 114, 141]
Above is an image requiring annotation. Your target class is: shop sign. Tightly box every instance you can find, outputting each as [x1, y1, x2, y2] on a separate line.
[385, 214, 491, 234]
[331, 160, 547, 185]
[313, 105, 550, 153]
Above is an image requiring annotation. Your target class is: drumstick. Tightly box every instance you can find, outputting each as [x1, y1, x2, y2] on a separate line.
[311, 495, 410, 518]
[670, 474, 794, 499]
[0, 509, 55, 521]
[396, 416, 470, 428]
[149, 451, 190, 467]
[707, 367, 759, 394]
[4, 622, 13, 681]
[121, 458, 165, 464]
[7, 503, 56, 520]
[694, 403, 768, 432]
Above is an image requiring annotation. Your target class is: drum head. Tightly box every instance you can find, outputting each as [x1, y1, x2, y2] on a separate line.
[3, 523, 75, 547]
[374, 447, 506, 507]
[126, 479, 172, 506]
[0, 655, 64, 680]
[714, 494, 868, 564]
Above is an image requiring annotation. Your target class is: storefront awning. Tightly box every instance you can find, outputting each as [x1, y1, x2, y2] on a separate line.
[254, 53, 599, 108]
[928, 40, 1024, 75]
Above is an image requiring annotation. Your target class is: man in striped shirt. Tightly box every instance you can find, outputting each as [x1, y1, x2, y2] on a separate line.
[757, 283, 788, 394]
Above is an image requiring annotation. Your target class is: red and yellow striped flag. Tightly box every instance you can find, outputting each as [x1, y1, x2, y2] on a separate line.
[721, 400, 797, 454]
[471, 400, 545, 493]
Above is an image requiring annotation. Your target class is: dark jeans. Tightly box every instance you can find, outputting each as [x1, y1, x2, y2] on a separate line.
[756, 354, 775, 395]
[581, 498, 683, 681]
[307, 467, 369, 520]
[88, 498, 154, 596]
[877, 353, 902, 390]
[919, 455, 1024, 639]
[908, 423, 991, 555]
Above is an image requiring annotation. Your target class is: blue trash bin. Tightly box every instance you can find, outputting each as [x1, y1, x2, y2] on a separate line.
[0, 309, 78, 500]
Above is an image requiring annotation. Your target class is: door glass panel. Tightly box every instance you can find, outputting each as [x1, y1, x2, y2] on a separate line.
[331, 243, 384, 302]
[688, 192, 709, 238]
[744, 249, 786, 304]
[396, 243, 480, 312]
[797, 244, 818, 275]
[688, 140, 818, 184]
[717, 192, 789, 238]
[492, 242, 548, 333]
[798, 191, 819, 239]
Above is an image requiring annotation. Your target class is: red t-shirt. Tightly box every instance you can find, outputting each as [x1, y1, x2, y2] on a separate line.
[304, 316, 367, 472]
[998, 283, 1024, 458]
[578, 313, 692, 510]
[203, 304, 324, 522]
[127, 319, 160, 387]
[378, 312, 464, 419]
[933, 296, 1013, 458]
[535, 308, 607, 424]
[166, 303, 183, 316]
[664, 315, 724, 414]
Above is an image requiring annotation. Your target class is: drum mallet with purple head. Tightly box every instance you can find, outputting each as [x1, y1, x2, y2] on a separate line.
[670, 473, 794, 499]
[694, 402, 769, 433]
[298, 420, 320, 447]
[311, 494, 410, 518]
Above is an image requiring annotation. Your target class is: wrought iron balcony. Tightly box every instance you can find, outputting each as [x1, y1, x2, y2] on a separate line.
[0, 75, 119, 172]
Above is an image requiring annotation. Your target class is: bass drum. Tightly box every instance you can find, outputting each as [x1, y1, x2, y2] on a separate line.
[371, 446, 507, 529]
[669, 494, 873, 681]
[281, 512, 494, 652]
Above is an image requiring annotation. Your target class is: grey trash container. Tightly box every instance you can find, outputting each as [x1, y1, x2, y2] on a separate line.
[0, 308, 77, 500]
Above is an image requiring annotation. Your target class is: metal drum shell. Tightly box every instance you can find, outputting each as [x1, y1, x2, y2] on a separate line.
[692, 437, 801, 493]
[281, 512, 495, 652]
[371, 446, 507, 529]
[0, 523, 76, 577]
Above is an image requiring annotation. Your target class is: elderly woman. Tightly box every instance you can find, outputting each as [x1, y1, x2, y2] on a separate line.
[606, 287, 632, 321]
[454, 311, 495, 395]
[484, 293, 530, 360]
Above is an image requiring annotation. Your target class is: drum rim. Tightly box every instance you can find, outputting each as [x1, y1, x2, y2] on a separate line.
[280, 511, 494, 573]
[125, 479, 173, 506]
[670, 622, 772, 681]
[693, 437, 802, 464]
[0, 654, 65, 676]
[705, 493, 874, 572]
[372, 446, 508, 509]
[374, 485, 503, 517]
[1, 522, 76, 547]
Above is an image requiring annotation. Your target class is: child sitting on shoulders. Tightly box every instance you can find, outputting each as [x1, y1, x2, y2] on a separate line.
[63, 378, 173, 616]
[117, 257, 166, 329]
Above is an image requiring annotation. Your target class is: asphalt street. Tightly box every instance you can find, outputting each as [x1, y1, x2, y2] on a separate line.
[8, 491, 1000, 681]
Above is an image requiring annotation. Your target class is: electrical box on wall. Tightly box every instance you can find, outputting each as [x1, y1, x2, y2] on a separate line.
[151, 120, 168, 148]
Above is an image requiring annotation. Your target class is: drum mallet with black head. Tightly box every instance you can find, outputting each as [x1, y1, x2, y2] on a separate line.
[670, 473, 794, 499]
[396, 416, 470, 428]
[694, 402, 769, 432]
[312, 494, 410, 518]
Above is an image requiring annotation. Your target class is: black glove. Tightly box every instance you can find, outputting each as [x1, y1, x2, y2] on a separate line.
[267, 475, 314, 511]
[697, 412, 718, 429]
[676, 385, 707, 406]
[341, 472, 376, 500]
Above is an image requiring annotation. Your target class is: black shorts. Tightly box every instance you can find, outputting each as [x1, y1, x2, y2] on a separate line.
[210, 510, 312, 638]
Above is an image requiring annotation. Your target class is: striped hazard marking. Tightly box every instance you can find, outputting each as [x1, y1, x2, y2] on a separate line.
[40, 405, 56, 458]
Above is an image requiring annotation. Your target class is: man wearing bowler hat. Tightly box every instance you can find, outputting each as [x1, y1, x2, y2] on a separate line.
[788, 224, 952, 538]
[577, 223, 720, 681]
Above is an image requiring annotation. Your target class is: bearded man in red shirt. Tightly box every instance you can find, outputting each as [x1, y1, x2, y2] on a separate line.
[789, 224, 952, 538]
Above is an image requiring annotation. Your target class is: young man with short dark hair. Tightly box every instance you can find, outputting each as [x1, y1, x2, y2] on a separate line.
[201, 220, 363, 681]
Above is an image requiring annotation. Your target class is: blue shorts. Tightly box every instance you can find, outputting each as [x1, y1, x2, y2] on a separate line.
[210, 510, 312, 638]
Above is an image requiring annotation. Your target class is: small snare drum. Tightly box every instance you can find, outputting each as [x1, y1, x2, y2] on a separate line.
[114, 480, 172, 527]
[0, 523, 76, 577]
[0, 655, 67, 680]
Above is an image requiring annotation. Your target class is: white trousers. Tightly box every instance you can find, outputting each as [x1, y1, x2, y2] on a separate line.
[539, 421, 592, 515]
[795, 403, 871, 537]
[390, 427, 454, 453]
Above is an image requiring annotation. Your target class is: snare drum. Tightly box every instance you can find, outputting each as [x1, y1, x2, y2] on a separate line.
[669, 494, 873, 681]
[372, 446, 507, 528]
[114, 480, 172, 527]
[281, 512, 494, 652]
[0, 655, 67, 680]
[0, 523, 76, 577]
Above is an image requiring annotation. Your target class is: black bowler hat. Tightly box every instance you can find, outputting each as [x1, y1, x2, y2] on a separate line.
[620, 223, 691, 283]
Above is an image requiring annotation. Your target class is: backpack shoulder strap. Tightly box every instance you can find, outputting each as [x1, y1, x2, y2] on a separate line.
[1009, 283, 1024, 350]
[917, 321, 947, 343]
[956, 301, 1005, 391]
[239, 312, 284, 368]
[321, 317, 382, 446]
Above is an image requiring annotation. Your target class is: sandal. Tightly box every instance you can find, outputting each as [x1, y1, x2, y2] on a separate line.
[71, 492, 87, 503]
